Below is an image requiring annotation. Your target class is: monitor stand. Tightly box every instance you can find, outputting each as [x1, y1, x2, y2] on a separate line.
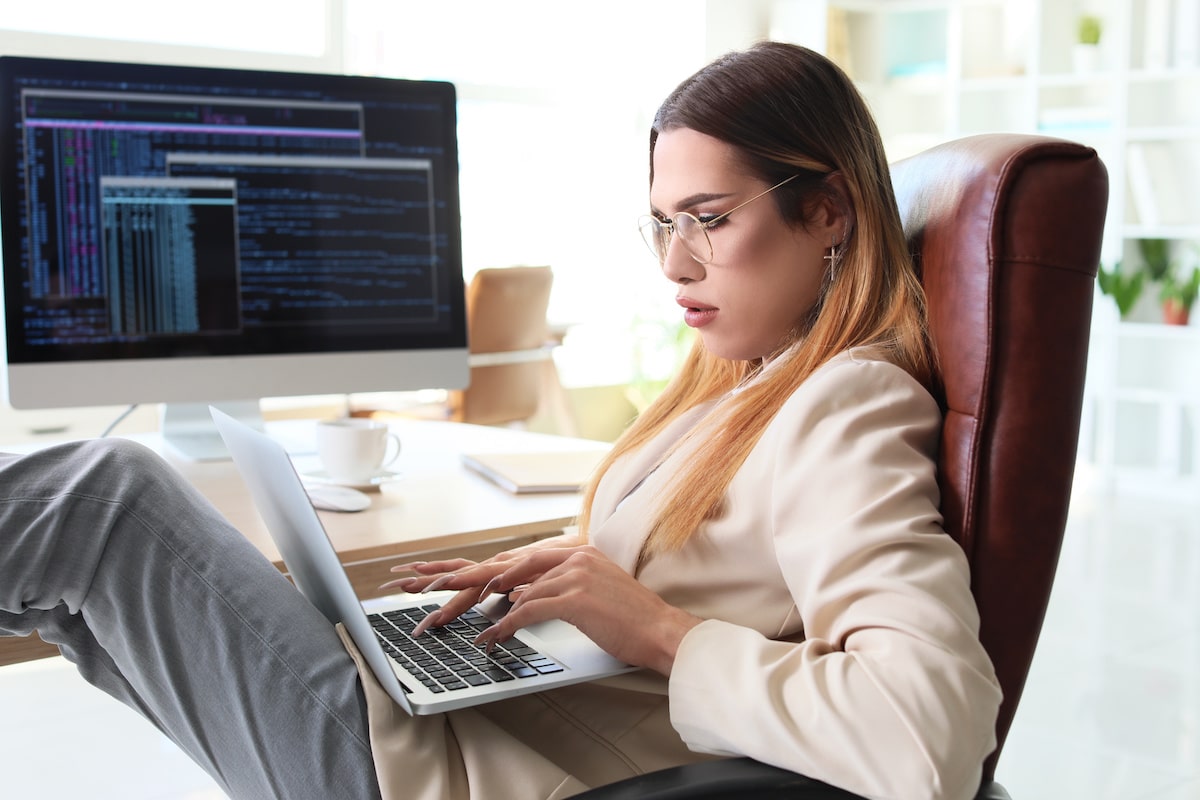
[160, 400, 263, 461]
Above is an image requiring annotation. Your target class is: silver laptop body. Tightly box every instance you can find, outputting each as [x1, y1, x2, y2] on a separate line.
[210, 407, 634, 716]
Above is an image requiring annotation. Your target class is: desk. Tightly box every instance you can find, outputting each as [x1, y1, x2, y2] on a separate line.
[1, 418, 608, 666]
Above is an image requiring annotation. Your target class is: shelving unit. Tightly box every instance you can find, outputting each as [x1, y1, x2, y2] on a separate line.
[772, 0, 1200, 498]
[1084, 304, 1200, 496]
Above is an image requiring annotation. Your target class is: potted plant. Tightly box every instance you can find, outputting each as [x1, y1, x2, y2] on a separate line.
[1074, 14, 1103, 72]
[1138, 238, 1172, 284]
[1159, 266, 1200, 325]
[1097, 261, 1145, 319]
[1138, 238, 1199, 324]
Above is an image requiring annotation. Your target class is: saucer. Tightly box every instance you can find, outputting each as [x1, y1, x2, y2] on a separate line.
[302, 469, 401, 492]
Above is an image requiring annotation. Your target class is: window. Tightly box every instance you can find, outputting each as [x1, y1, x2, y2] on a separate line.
[345, 0, 707, 385]
[3, 0, 328, 56]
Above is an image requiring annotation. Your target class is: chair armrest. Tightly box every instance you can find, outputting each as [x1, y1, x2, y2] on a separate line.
[572, 757, 1012, 800]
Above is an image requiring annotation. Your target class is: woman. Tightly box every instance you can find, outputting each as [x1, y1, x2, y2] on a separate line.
[0, 42, 1000, 800]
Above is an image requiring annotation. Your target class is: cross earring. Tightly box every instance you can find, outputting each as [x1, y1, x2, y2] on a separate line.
[824, 235, 837, 265]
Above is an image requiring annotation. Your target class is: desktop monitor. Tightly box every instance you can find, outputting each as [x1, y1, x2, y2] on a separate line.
[0, 56, 468, 458]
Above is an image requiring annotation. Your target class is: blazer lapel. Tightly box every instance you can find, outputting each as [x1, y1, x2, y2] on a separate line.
[588, 402, 716, 574]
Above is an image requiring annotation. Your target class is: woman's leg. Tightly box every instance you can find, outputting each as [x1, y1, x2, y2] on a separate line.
[0, 438, 382, 800]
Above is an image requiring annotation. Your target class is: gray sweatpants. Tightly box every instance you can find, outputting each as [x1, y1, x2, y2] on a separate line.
[0, 437, 382, 799]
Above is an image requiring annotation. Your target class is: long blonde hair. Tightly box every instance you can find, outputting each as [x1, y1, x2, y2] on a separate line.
[578, 43, 934, 558]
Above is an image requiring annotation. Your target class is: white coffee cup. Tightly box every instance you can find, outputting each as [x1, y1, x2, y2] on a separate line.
[316, 418, 401, 484]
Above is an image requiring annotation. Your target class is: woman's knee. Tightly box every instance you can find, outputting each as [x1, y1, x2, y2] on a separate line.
[57, 437, 175, 487]
[1, 438, 185, 516]
[68, 436, 165, 467]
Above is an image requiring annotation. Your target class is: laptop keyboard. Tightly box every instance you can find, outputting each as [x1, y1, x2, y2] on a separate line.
[368, 604, 564, 694]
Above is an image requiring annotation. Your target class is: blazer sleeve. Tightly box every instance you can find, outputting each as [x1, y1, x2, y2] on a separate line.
[666, 357, 1002, 800]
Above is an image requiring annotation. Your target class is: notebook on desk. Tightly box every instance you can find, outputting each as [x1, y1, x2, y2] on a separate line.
[461, 448, 608, 494]
[210, 407, 634, 716]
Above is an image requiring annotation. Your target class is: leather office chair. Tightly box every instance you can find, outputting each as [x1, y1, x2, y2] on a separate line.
[576, 134, 1109, 799]
[450, 265, 555, 426]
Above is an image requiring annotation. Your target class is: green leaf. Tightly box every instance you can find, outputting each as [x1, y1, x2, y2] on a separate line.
[1136, 238, 1172, 281]
[1098, 263, 1145, 318]
[1160, 266, 1200, 311]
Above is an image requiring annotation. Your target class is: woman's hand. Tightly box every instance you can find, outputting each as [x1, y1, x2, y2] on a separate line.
[377, 533, 583, 636]
[471, 545, 702, 676]
[379, 541, 702, 676]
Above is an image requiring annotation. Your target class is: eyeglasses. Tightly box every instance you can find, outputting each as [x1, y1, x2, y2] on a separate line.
[637, 175, 799, 265]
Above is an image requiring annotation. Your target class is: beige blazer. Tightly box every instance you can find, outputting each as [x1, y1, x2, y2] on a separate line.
[342, 348, 1002, 800]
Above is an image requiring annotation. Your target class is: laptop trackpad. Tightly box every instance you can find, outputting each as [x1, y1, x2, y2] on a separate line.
[476, 594, 585, 644]
[475, 594, 627, 668]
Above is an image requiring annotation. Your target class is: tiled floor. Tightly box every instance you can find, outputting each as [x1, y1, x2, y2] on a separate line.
[2, 478, 1197, 799]
[994, 477, 1200, 799]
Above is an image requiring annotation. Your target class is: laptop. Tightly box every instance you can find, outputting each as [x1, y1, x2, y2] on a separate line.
[210, 407, 635, 716]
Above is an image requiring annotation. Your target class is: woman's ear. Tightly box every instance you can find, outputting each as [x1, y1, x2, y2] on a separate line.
[819, 171, 856, 246]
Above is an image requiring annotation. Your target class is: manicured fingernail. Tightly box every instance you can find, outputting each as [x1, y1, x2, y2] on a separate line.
[413, 611, 441, 636]
[421, 574, 455, 594]
[473, 625, 500, 652]
[479, 575, 503, 599]
[378, 577, 418, 592]
[390, 561, 427, 573]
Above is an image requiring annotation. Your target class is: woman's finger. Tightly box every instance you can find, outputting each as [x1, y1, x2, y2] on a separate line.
[378, 559, 480, 592]
[413, 585, 489, 635]
[388, 558, 475, 575]
[482, 546, 591, 595]
[377, 576, 416, 591]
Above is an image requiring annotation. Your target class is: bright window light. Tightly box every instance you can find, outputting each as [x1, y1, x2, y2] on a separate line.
[345, 0, 707, 386]
[2, 0, 328, 56]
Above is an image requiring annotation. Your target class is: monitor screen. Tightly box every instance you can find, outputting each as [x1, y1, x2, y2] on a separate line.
[0, 56, 468, 457]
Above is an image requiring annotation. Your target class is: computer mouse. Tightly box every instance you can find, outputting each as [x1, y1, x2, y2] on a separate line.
[305, 484, 372, 512]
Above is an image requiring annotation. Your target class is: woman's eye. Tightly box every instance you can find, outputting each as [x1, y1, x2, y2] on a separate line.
[697, 213, 723, 227]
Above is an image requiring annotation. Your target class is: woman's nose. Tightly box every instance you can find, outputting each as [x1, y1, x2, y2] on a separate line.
[660, 236, 704, 284]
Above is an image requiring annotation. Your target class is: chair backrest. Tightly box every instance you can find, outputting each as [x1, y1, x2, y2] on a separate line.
[451, 265, 554, 425]
[890, 134, 1108, 779]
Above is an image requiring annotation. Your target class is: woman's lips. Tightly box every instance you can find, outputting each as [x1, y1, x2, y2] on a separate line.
[677, 296, 717, 328]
